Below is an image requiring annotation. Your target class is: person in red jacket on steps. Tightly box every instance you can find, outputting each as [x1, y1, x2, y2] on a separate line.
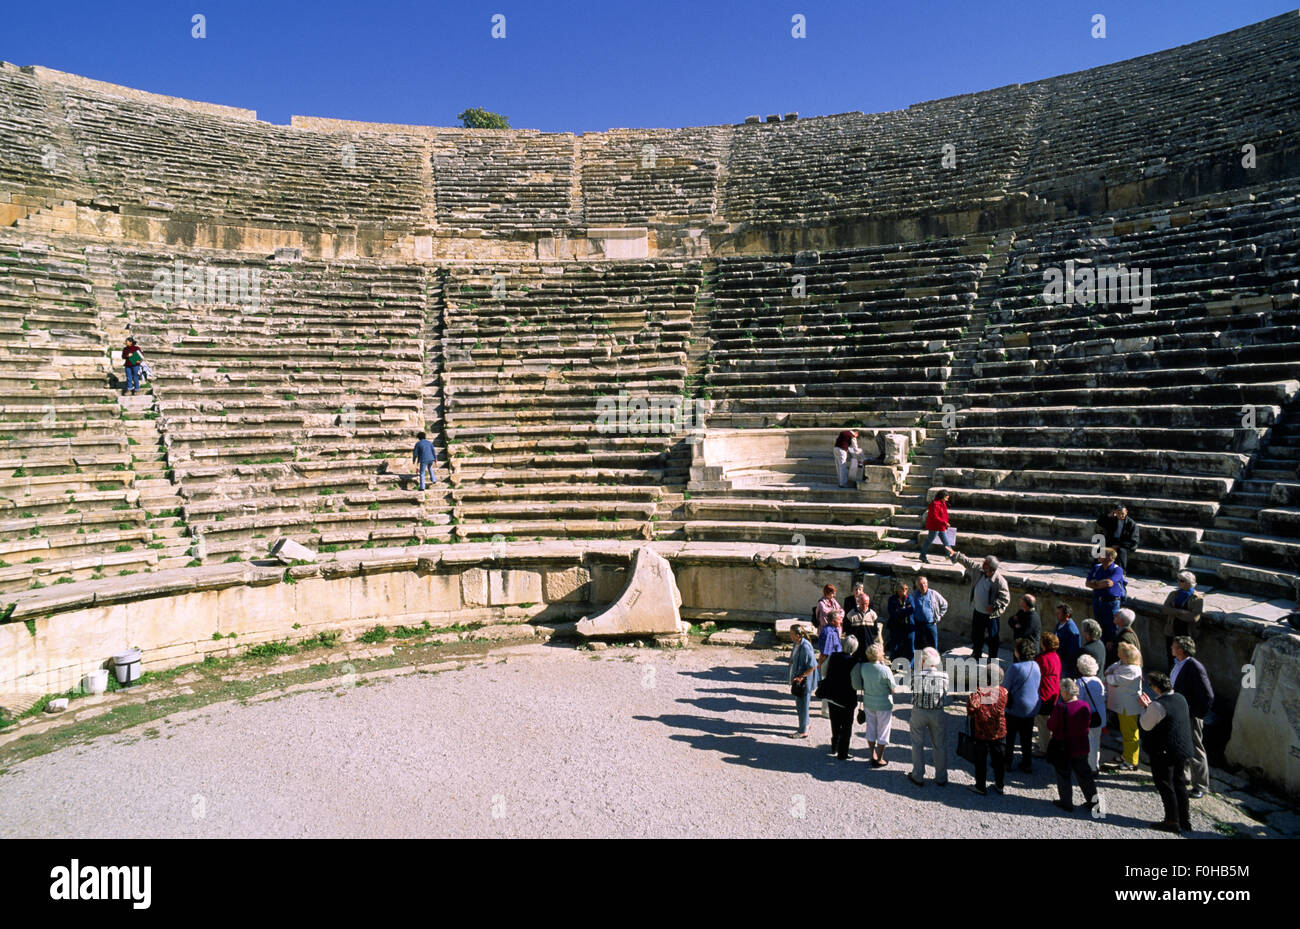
[919, 489, 955, 563]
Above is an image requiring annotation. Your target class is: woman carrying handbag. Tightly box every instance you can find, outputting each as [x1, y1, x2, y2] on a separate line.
[965, 663, 1009, 795]
[788, 625, 819, 739]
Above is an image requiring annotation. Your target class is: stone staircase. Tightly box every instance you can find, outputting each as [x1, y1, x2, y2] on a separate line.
[1189, 400, 1300, 599]
[687, 259, 716, 388]
[421, 270, 451, 491]
[884, 232, 1014, 549]
[117, 392, 194, 568]
[652, 260, 717, 539]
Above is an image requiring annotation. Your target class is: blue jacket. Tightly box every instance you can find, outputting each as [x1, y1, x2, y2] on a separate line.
[816, 624, 842, 657]
[1056, 619, 1082, 676]
[789, 638, 819, 692]
[1003, 660, 1042, 718]
[908, 590, 941, 651]
[413, 439, 436, 464]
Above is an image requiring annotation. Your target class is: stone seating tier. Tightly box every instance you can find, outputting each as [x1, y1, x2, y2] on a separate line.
[439, 261, 700, 540]
[90, 243, 442, 563]
[4, 14, 1299, 244]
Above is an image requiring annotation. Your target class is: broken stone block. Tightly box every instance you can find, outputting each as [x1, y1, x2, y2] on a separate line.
[269, 537, 317, 564]
[1225, 633, 1300, 800]
[577, 546, 686, 637]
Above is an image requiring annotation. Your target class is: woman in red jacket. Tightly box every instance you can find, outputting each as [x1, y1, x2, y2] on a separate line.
[919, 489, 954, 563]
[1047, 678, 1098, 812]
[1035, 631, 1062, 757]
[121, 337, 144, 396]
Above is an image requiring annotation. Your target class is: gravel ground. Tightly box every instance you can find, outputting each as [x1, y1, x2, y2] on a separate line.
[0, 644, 1225, 838]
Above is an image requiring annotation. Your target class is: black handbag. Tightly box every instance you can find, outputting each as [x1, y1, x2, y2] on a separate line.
[956, 715, 979, 764]
[791, 677, 807, 698]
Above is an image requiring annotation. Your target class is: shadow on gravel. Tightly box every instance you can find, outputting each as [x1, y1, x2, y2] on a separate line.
[639, 660, 1175, 832]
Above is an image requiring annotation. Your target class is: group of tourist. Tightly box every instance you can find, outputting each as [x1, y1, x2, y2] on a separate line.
[787, 571, 1215, 835]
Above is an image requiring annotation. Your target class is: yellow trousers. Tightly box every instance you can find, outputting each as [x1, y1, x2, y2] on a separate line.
[1118, 712, 1140, 766]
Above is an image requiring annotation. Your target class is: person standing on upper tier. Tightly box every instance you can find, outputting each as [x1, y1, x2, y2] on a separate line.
[832, 428, 863, 488]
[1095, 503, 1140, 574]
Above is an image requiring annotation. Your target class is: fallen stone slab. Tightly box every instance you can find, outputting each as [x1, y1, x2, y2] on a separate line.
[270, 537, 317, 564]
[577, 545, 686, 637]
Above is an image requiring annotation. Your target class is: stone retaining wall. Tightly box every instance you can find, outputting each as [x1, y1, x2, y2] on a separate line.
[3, 542, 1279, 707]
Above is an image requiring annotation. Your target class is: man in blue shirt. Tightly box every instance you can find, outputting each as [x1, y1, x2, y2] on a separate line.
[412, 431, 437, 491]
[908, 575, 948, 654]
[1086, 547, 1126, 642]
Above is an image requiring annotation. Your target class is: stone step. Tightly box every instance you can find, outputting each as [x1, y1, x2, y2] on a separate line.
[1192, 540, 1243, 560]
[1213, 516, 1258, 532]
[1186, 555, 1299, 599]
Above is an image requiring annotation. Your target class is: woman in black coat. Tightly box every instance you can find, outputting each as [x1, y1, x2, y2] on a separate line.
[818, 635, 861, 760]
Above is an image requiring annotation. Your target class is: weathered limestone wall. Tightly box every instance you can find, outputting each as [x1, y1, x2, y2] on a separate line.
[20, 201, 390, 258]
[2, 544, 1274, 697]
[0, 548, 628, 696]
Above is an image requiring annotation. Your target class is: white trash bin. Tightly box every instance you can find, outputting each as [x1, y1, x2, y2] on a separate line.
[81, 669, 109, 694]
[111, 649, 142, 685]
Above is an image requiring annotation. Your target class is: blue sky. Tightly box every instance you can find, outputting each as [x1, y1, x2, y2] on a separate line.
[3, 0, 1294, 131]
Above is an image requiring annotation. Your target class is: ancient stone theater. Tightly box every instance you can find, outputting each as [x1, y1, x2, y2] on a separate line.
[1, 13, 1298, 799]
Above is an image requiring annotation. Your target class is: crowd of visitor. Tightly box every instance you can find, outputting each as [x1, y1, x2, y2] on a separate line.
[786, 562, 1217, 835]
